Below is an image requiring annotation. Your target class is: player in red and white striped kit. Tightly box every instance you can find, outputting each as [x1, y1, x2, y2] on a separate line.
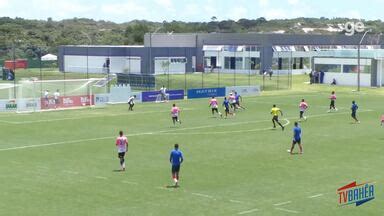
[299, 99, 309, 121]
[209, 96, 222, 118]
[115, 131, 128, 171]
[171, 104, 181, 125]
[328, 91, 338, 112]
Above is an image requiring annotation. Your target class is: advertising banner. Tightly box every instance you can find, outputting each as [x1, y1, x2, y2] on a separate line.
[94, 94, 109, 106]
[41, 95, 94, 109]
[17, 98, 41, 112]
[0, 99, 17, 112]
[225, 86, 261, 96]
[187, 87, 226, 99]
[142, 90, 184, 102]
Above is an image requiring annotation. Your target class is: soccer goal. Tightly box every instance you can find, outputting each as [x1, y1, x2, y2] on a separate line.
[17, 78, 105, 112]
[155, 93, 169, 103]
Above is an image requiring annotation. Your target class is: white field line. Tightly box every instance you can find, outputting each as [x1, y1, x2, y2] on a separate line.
[159, 109, 372, 135]
[160, 119, 290, 135]
[0, 119, 287, 151]
[10, 161, 22, 165]
[275, 207, 299, 214]
[0, 136, 114, 152]
[122, 180, 139, 185]
[63, 170, 79, 175]
[254, 100, 353, 110]
[238, 208, 259, 215]
[230, 200, 245, 204]
[191, 192, 215, 199]
[0, 108, 196, 125]
[273, 201, 292, 206]
[155, 186, 169, 190]
[36, 165, 49, 170]
[94, 176, 108, 180]
[308, 193, 323, 199]
[0, 119, 16, 124]
[0, 109, 373, 152]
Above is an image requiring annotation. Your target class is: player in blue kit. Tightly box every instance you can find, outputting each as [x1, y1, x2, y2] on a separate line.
[170, 143, 183, 187]
[222, 97, 234, 118]
[234, 92, 245, 110]
[288, 122, 303, 155]
[351, 101, 360, 123]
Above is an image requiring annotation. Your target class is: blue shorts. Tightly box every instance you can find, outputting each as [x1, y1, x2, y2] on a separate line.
[172, 165, 180, 173]
[293, 138, 301, 144]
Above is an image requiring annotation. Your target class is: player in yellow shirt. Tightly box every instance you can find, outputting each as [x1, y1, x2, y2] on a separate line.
[271, 104, 284, 131]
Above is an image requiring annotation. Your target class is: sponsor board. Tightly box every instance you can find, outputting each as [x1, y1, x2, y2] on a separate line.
[225, 86, 261, 96]
[94, 94, 109, 106]
[17, 98, 41, 111]
[142, 90, 184, 102]
[187, 87, 226, 99]
[0, 99, 17, 112]
[41, 95, 94, 109]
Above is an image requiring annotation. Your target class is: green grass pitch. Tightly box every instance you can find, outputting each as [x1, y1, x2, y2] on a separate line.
[0, 77, 383, 215]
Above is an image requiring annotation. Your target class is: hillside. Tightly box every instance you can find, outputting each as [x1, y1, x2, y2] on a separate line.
[1, 16, 383, 64]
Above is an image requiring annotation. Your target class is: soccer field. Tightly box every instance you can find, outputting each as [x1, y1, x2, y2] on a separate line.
[0, 81, 383, 215]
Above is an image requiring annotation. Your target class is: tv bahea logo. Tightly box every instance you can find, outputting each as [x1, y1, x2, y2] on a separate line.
[337, 181, 375, 206]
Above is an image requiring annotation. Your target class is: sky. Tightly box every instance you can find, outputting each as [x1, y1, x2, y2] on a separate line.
[0, 0, 383, 23]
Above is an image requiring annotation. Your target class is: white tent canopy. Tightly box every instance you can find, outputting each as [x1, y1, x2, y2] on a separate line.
[41, 54, 57, 61]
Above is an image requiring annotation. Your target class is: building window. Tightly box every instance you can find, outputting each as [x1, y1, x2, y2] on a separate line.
[235, 57, 243, 69]
[224, 57, 231, 69]
[244, 57, 260, 70]
[224, 57, 243, 69]
[343, 65, 371, 73]
[315, 64, 342, 73]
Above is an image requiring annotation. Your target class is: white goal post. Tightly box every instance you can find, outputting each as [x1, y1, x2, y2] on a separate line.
[16, 78, 105, 113]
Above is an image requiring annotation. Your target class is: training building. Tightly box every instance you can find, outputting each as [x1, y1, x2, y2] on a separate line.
[58, 33, 384, 87]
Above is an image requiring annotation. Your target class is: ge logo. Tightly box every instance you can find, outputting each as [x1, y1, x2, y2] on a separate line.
[342, 21, 365, 36]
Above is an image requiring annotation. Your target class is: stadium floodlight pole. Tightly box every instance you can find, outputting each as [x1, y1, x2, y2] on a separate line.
[149, 26, 163, 76]
[247, 45, 250, 86]
[357, 29, 372, 91]
[39, 47, 42, 98]
[81, 31, 92, 79]
[12, 41, 16, 99]
[81, 31, 92, 101]
[11, 40, 21, 99]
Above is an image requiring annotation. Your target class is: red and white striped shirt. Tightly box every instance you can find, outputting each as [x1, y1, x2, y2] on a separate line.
[171, 106, 180, 117]
[116, 136, 128, 153]
[299, 102, 308, 111]
[210, 98, 218, 108]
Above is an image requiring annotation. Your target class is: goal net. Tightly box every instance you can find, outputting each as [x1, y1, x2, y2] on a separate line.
[17, 78, 105, 112]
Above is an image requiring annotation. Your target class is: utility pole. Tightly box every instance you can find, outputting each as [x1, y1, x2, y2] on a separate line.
[357, 29, 372, 91]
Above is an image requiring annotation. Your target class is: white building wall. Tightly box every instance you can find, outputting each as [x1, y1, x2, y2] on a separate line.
[314, 58, 371, 65]
[379, 59, 384, 86]
[315, 57, 372, 87]
[64, 55, 141, 74]
[323, 73, 371, 86]
[154, 57, 186, 74]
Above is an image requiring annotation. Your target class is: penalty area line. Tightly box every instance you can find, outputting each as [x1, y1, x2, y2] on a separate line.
[308, 193, 323, 199]
[94, 176, 108, 180]
[159, 119, 290, 135]
[273, 201, 292, 206]
[0, 109, 372, 151]
[191, 192, 215, 200]
[237, 208, 259, 215]
[275, 207, 299, 214]
[121, 180, 139, 185]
